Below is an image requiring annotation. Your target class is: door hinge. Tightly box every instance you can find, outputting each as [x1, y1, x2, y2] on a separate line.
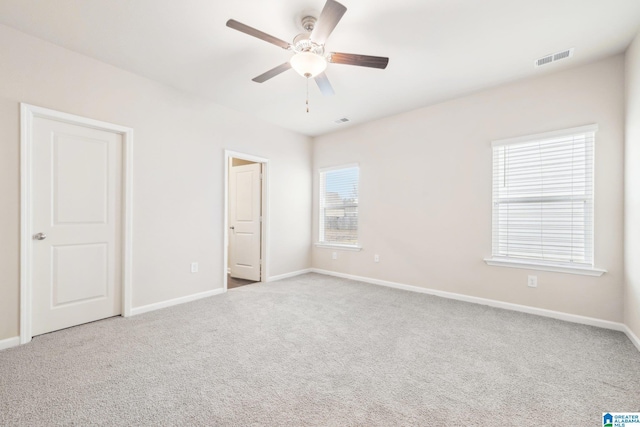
[260, 216, 263, 222]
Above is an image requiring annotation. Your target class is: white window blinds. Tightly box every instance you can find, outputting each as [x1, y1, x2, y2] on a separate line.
[491, 125, 596, 266]
[319, 165, 359, 246]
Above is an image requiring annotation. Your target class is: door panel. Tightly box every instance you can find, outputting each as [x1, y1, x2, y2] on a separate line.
[234, 233, 254, 266]
[32, 117, 122, 336]
[229, 162, 261, 281]
[52, 243, 108, 307]
[54, 133, 109, 224]
[235, 171, 254, 221]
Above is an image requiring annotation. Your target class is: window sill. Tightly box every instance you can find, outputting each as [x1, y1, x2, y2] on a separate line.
[484, 258, 606, 276]
[314, 243, 362, 252]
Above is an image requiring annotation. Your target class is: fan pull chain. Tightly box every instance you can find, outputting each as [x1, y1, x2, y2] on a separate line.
[306, 76, 310, 113]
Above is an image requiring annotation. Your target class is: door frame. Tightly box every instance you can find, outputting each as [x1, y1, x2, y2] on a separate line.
[20, 103, 134, 344]
[223, 150, 269, 291]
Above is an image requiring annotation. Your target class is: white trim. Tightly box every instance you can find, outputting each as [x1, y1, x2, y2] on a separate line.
[310, 268, 626, 332]
[491, 124, 598, 147]
[484, 258, 606, 276]
[318, 164, 360, 246]
[266, 269, 312, 282]
[20, 103, 134, 345]
[625, 325, 640, 352]
[122, 121, 134, 318]
[224, 150, 270, 292]
[494, 195, 590, 204]
[130, 288, 224, 316]
[19, 104, 32, 345]
[0, 336, 20, 351]
[318, 163, 359, 173]
[490, 125, 597, 271]
[314, 243, 362, 251]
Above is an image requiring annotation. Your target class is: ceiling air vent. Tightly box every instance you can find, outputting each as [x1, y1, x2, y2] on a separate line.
[334, 117, 350, 124]
[535, 48, 574, 68]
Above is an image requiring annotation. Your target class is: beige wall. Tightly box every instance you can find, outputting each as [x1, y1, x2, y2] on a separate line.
[313, 56, 625, 323]
[0, 22, 633, 342]
[625, 31, 640, 339]
[0, 25, 312, 341]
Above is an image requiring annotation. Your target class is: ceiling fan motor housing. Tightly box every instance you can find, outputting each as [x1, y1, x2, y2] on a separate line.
[293, 34, 325, 55]
[301, 16, 316, 32]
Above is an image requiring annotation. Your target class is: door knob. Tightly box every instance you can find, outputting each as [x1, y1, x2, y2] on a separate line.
[229, 226, 235, 230]
[33, 232, 47, 240]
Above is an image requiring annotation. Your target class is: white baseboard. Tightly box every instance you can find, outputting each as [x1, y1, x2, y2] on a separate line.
[130, 288, 225, 316]
[624, 325, 640, 352]
[0, 336, 20, 351]
[310, 268, 627, 333]
[267, 268, 312, 283]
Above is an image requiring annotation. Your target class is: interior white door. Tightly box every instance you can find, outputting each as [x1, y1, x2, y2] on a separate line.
[31, 116, 122, 336]
[229, 162, 262, 281]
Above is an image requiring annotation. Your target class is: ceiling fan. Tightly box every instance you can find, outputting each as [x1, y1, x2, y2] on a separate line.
[226, 0, 389, 98]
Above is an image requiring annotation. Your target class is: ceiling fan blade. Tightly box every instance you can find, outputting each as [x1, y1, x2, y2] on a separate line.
[329, 52, 389, 69]
[252, 62, 292, 83]
[226, 19, 291, 50]
[314, 72, 335, 96]
[310, 0, 347, 45]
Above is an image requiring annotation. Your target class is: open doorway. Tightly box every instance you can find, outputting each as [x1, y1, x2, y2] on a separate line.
[224, 151, 268, 291]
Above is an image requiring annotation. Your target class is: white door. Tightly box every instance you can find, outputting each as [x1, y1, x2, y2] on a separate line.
[229, 162, 262, 281]
[31, 117, 122, 336]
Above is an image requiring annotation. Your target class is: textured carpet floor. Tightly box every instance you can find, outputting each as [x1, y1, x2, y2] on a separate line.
[1, 273, 639, 426]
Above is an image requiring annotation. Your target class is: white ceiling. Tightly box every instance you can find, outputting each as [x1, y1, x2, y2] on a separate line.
[1, 0, 640, 136]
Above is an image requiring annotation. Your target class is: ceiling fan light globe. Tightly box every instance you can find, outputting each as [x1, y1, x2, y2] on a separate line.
[290, 52, 327, 78]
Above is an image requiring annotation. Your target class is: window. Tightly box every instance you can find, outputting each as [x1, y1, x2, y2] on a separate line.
[319, 165, 359, 247]
[486, 125, 604, 275]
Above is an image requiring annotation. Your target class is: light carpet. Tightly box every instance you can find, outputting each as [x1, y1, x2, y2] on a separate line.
[1, 273, 639, 426]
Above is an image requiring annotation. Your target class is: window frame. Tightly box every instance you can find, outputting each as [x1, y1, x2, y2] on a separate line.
[316, 163, 362, 251]
[484, 124, 606, 276]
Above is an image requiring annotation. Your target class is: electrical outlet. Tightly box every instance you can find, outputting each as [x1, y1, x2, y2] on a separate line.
[191, 262, 199, 273]
[374, 254, 380, 263]
[527, 275, 537, 288]
[332, 252, 338, 260]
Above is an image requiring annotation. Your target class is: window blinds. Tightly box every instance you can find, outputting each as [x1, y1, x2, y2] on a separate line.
[319, 166, 359, 245]
[491, 126, 596, 266]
